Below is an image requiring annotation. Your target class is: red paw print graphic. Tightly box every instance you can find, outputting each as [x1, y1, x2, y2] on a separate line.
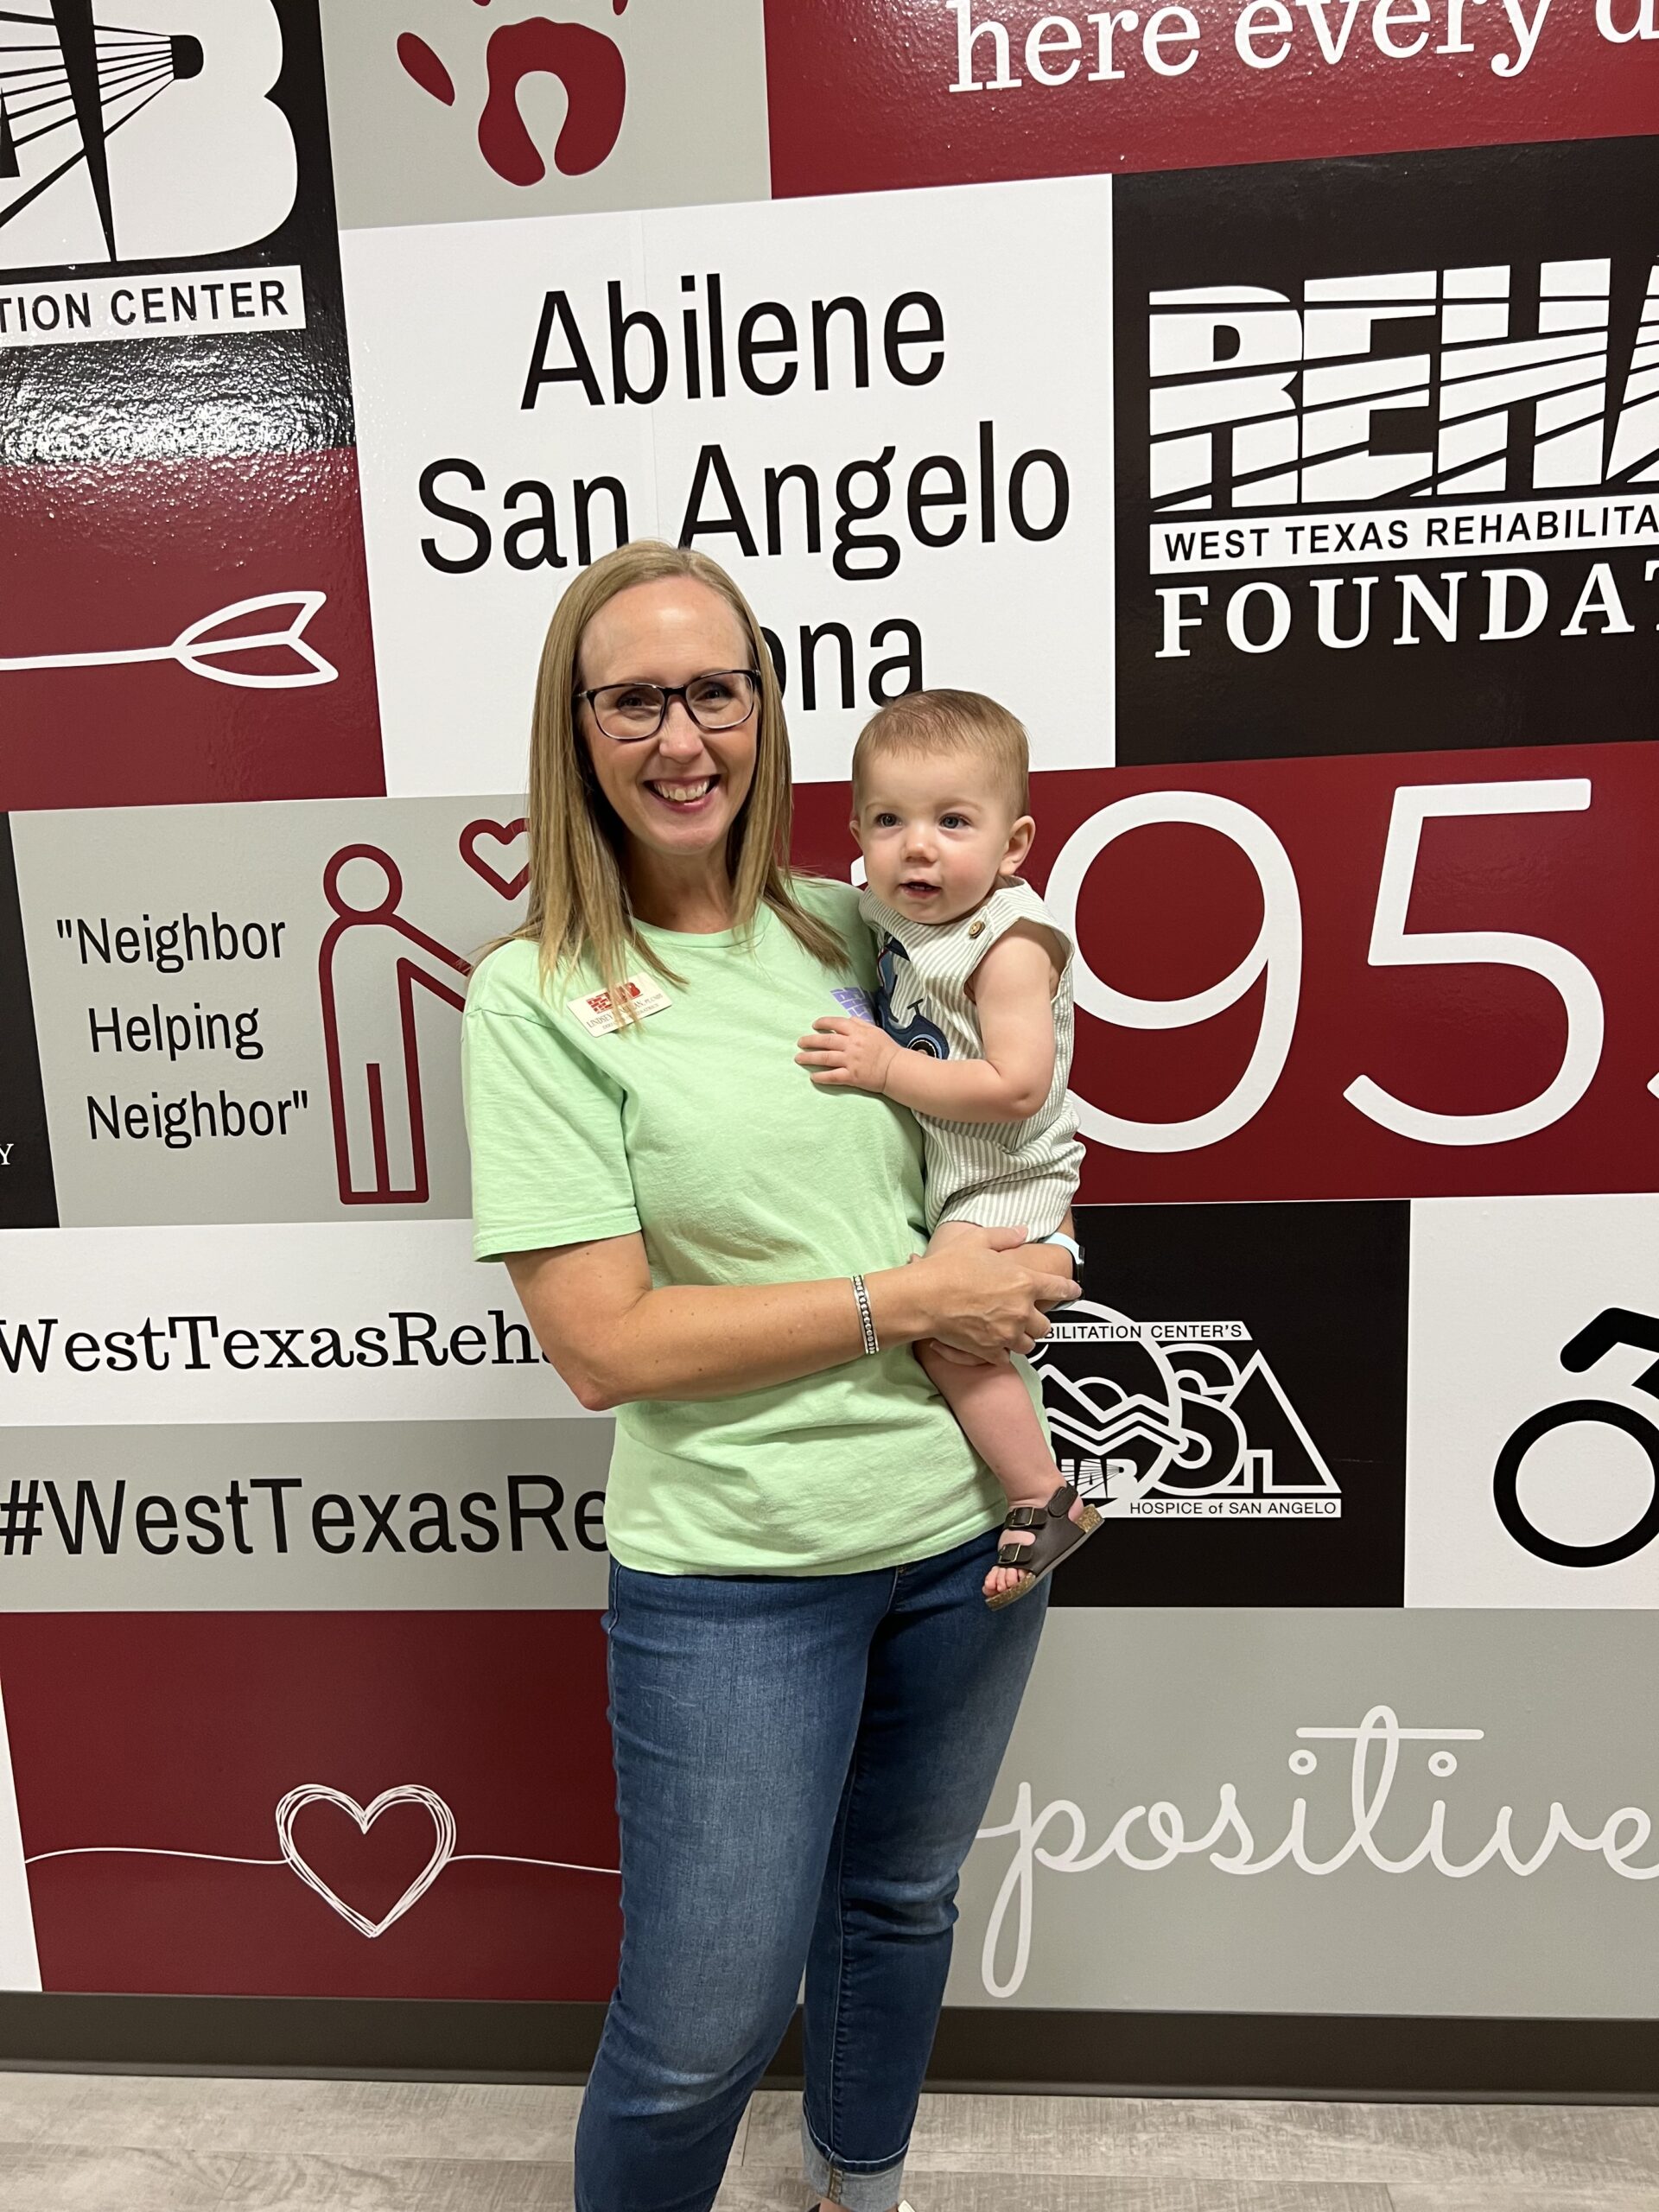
[397, 2, 627, 185]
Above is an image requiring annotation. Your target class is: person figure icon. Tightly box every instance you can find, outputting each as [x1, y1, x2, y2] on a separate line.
[319, 843, 471, 1205]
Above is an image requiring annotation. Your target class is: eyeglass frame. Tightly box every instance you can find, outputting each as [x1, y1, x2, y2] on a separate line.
[573, 667, 762, 743]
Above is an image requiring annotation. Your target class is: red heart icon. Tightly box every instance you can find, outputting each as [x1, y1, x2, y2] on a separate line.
[460, 817, 529, 901]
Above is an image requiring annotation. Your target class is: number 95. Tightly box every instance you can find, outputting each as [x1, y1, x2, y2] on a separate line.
[1045, 778, 1605, 1154]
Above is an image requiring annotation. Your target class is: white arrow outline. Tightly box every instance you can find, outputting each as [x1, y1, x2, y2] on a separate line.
[0, 590, 337, 689]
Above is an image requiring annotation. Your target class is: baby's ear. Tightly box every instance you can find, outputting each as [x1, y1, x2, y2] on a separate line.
[847, 808, 865, 850]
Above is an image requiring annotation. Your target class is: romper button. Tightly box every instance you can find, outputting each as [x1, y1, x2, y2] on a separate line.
[968, 919, 986, 938]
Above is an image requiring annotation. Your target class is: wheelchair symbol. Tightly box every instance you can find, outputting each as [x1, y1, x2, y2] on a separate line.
[1493, 1307, 1659, 1568]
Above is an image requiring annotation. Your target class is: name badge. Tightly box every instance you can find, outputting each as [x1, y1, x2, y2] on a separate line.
[568, 975, 672, 1036]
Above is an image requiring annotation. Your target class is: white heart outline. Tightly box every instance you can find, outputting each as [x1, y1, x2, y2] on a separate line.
[274, 1783, 456, 1939]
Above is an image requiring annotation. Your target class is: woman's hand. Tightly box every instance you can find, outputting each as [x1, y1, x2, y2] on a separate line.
[896, 1224, 1078, 1361]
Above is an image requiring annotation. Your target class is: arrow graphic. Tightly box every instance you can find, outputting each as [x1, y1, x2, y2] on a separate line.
[0, 591, 338, 690]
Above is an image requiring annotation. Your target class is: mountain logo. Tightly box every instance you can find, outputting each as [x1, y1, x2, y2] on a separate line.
[1029, 1300, 1341, 1519]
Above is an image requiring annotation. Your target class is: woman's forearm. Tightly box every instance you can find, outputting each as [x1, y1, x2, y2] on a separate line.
[514, 1257, 937, 1411]
[508, 1222, 1068, 1410]
[597, 1270, 937, 1406]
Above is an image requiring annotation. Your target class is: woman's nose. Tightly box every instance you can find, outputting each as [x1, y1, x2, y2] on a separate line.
[654, 700, 708, 757]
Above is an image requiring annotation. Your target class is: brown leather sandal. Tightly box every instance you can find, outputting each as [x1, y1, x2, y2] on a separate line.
[984, 1481, 1103, 1610]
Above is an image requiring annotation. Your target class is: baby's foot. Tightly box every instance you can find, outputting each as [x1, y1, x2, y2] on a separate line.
[983, 1482, 1093, 1602]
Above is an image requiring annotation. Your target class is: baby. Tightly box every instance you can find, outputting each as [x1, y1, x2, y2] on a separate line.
[797, 689, 1099, 1607]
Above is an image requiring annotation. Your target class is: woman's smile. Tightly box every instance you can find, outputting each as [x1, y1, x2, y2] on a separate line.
[645, 773, 720, 810]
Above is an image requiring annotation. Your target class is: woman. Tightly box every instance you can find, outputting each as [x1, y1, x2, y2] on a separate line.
[462, 541, 1076, 2212]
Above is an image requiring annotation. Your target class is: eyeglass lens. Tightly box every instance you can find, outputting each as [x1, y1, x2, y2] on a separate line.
[591, 672, 756, 740]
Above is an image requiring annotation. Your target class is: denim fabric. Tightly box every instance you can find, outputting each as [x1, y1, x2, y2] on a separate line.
[572, 1525, 1048, 2212]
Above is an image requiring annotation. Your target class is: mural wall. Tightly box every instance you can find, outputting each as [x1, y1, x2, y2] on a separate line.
[3, 0, 1658, 2040]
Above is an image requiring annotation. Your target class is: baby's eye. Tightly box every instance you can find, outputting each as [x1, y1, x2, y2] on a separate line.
[940, 813, 970, 830]
[873, 810, 899, 828]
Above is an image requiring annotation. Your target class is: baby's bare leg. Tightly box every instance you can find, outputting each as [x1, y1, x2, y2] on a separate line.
[918, 1221, 1086, 1600]
[918, 1335, 1059, 1505]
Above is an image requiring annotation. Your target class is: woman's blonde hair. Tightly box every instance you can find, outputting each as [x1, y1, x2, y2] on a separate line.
[506, 541, 842, 1015]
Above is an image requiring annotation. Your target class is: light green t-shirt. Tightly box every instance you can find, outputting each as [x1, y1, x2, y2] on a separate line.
[461, 876, 1008, 1577]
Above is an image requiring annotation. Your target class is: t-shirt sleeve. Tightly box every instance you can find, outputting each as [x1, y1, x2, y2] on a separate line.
[461, 949, 641, 1263]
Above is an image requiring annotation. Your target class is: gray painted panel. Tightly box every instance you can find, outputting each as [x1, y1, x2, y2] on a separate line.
[0, 1421, 611, 1609]
[950, 1609, 1659, 2018]
[12, 798, 525, 1229]
[320, 0, 771, 231]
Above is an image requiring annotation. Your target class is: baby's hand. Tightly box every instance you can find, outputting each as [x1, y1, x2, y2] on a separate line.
[796, 1015, 899, 1096]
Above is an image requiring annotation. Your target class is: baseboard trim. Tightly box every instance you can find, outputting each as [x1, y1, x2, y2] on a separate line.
[1, 1995, 1655, 2101]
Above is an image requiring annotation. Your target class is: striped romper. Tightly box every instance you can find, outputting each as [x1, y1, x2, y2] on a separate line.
[860, 876, 1084, 1240]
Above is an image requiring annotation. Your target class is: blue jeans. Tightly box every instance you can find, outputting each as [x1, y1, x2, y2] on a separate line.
[573, 1525, 1048, 2212]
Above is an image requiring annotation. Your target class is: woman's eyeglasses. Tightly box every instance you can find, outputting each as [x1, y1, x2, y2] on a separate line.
[575, 669, 760, 742]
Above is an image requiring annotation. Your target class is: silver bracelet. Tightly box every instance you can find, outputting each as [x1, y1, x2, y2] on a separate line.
[850, 1273, 880, 1357]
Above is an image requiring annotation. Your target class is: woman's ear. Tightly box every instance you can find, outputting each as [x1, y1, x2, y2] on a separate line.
[1001, 813, 1036, 875]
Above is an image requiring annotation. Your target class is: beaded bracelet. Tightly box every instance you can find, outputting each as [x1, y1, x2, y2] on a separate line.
[850, 1273, 880, 1357]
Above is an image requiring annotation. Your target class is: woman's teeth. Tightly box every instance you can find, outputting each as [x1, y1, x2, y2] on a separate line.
[651, 778, 715, 804]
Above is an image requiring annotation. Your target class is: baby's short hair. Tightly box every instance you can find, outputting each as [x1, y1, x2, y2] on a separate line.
[852, 689, 1030, 817]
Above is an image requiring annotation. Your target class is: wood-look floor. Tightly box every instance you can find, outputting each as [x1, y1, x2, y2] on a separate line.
[0, 2071, 1656, 2209]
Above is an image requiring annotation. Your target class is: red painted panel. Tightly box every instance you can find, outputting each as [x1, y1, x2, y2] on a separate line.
[0, 1612, 620, 1999]
[765, 0, 1659, 196]
[794, 740, 1659, 1202]
[0, 448, 385, 812]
